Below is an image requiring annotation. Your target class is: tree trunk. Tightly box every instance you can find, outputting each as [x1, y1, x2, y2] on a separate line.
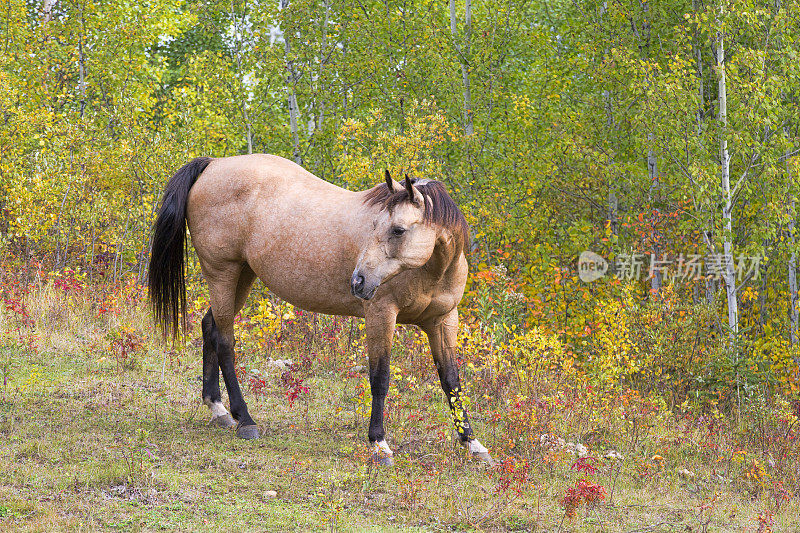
[317, 0, 329, 135]
[716, 26, 737, 336]
[601, 2, 618, 276]
[313, 0, 330, 175]
[648, 135, 661, 294]
[637, 3, 662, 294]
[788, 211, 797, 345]
[628, 1, 661, 295]
[43, 0, 55, 23]
[78, 7, 87, 117]
[230, 0, 253, 154]
[785, 0, 796, 340]
[692, 0, 716, 305]
[449, 0, 473, 136]
[281, 0, 301, 164]
[644, 9, 661, 296]
[608, 191, 617, 275]
[775, 2, 799, 368]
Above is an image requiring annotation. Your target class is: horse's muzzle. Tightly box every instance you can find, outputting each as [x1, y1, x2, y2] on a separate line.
[351, 271, 377, 300]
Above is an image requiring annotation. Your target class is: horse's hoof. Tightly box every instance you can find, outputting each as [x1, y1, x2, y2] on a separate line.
[210, 414, 236, 428]
[473, 451, 496, 466]
[236, 424, 260, 440]
[461, 438, 495, 465]
[371, 452, 394, 466]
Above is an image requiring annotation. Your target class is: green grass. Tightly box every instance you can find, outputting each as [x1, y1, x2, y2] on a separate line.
[0, 341, 491, 532]
[1, 287, 799, 532]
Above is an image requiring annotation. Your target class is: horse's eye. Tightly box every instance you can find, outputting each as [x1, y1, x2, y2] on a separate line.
[391, 226, 406, 237]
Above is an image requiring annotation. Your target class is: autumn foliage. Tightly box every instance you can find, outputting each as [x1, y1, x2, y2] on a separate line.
[2, 0, 800, 528]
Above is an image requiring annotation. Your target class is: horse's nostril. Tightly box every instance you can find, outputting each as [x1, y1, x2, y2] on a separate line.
[351, 272, 366, 294]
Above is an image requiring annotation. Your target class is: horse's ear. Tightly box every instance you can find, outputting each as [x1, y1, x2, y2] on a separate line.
[385, 169, 393, 190]
[404, 174, 421, 207]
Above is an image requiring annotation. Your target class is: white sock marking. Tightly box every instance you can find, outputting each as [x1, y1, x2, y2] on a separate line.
[204, 399, 230, 419]
[465, 439, 488, 455]
[374, 439, 393, 456]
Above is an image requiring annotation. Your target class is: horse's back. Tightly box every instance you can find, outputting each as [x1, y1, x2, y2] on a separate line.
[187, 153, 355, 234]
[195, 154, 342, 198]
[186, 154, 367, 316]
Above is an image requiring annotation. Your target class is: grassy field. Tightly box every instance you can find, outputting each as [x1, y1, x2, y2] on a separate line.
[1, 279, 799, 532]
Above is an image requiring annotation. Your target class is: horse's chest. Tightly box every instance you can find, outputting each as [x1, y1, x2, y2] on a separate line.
[397, 286, 459, 324]
[396, 284, 429, 314]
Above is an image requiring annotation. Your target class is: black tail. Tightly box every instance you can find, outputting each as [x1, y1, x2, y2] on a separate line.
[148, 157, 212, 338]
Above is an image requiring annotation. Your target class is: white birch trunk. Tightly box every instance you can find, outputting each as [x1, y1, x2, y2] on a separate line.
[648, 136, 661, 294]
[312, 0, 330, 175]
[716, 26, 738, 336]
[606, 87, 616, 245]
[601, 2, 617, 275]
[316, 0, 329, 134]
[231, 0, 253, 154]
[633, 1, 661, 295]
[692, 0, 716, 305]
[775, 2, 799, 367]
[789, 199, 798, 346]
[78, 5, 87, 117]
[644, 4, 660, 293]
[43, 0, 55, 23]
[281, 0, 301, 164]
[449, 0, 473, 136]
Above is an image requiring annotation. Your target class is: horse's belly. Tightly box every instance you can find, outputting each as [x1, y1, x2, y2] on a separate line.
[248, 258, 365, 318]
[271, 285, 365, 317]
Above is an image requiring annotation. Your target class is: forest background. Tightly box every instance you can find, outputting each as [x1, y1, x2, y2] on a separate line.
[2, 0, 800, 530]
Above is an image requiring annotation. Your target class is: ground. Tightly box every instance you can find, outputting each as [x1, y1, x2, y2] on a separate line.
[0, 283, 798, 532]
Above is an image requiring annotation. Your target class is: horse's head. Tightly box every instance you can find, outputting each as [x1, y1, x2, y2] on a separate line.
[351, 171, 468, 300]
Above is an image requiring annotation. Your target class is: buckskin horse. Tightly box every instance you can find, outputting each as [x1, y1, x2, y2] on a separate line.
[148, 154, 493, 465]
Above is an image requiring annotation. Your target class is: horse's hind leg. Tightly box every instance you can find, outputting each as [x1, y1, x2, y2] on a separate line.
[202, 309, 235, 428]
[204, 263, 259, 439]
[423, 309, 494, 465]
[202, 265, 256, 428]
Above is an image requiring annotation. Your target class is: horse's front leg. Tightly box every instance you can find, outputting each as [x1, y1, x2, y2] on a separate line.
[365, 309, 398, 465]
[423, 309, 494, 464]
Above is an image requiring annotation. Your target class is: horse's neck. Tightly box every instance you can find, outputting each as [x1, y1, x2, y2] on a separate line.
[424, 229, 461, 282]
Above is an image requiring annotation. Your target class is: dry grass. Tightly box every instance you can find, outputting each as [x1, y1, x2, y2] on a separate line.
[0, 279, 798, 532]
